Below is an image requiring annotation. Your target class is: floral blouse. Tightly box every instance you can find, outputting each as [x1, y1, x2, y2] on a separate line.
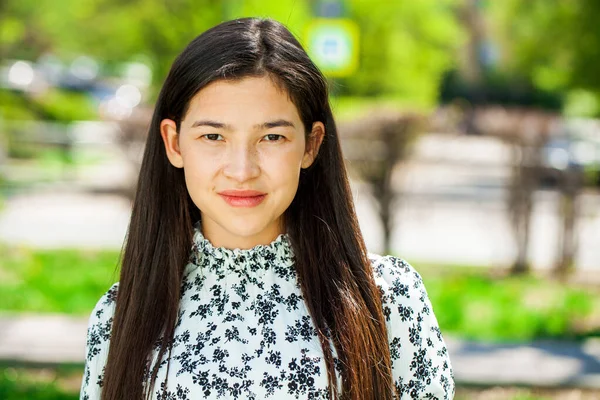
[80, 226, 454, 399]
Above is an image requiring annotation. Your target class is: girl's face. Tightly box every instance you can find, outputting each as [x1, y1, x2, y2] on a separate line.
[160, 76, 324, 249]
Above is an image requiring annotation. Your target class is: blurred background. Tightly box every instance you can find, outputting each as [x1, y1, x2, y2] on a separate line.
[1, 0, 600, 399]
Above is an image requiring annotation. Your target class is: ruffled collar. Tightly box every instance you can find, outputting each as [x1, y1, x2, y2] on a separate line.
[184, 223, 295, 278]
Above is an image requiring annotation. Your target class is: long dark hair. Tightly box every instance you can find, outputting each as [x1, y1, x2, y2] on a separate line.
[102, 17, 395, 400]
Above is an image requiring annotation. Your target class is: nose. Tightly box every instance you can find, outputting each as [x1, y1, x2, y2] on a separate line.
[222, 142, 261, 182]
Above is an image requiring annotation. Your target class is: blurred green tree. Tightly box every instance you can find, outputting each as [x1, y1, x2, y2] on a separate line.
[487, 0, 600, 115]
[341, 0, 465, 107]
[1, 0, 222, 86]
[0, 0, 314, 87]
[1, 0, 464, 106]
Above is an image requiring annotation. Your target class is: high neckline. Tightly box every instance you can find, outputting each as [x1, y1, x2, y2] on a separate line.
[184, 223, 295, 278]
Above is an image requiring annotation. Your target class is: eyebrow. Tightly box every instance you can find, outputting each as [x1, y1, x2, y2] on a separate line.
[190, 119, 296, 130]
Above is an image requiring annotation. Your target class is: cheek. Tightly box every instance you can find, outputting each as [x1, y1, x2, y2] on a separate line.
[179, 146, 219, 191]
[261, 146, 304, 192]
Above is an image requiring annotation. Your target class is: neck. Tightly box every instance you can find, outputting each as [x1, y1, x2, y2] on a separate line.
[200, 218, 285, 250]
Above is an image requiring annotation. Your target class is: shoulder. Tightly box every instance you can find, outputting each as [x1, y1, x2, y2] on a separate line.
[81, 282, 120, 393]
[368, 254, 455, 399]
[85, 282, 119, 360]
[368, 253, 421, 283]
[367, 253, 430, 313]
[89, 282, 120, 325]
[367, 253, 438, 341]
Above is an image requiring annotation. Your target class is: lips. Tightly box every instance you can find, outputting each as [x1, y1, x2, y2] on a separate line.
[218, 190, 267, 208]
[219, 190, 266, 197]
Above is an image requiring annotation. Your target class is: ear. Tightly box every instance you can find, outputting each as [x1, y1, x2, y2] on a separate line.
[301, 121, 325, 169]
[160, 119, 184, 168]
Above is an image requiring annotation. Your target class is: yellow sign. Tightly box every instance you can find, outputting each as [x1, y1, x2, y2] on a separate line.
[305, 19, 360, 77]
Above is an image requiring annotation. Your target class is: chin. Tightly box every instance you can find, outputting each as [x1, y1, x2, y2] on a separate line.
[220, 216, 274, 238]
[226, 226, 264, 239]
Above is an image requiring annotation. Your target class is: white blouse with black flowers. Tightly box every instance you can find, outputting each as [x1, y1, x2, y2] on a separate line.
[80, 225, 455, 400]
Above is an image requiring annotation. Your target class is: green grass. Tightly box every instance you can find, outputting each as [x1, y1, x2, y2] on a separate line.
[0, 366, 80, 400]
[1, 245, 599, 341]
[455, 386, 600, 400]
[418, 265, 600, 342]
[2, 366, 599, 400]
[0, 245, 120, 315]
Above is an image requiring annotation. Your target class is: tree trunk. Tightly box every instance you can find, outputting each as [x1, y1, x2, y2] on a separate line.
[555, 167, 582, 278]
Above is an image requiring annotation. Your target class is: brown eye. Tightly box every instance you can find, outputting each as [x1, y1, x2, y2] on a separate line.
[264, 134, 284, 142]
[202, 134, 223, 141]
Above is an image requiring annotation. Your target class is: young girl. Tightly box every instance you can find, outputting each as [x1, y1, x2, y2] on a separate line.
[80, 17, 454, 400]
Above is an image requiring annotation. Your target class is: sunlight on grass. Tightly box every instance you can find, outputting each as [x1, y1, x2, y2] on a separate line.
[0, 244, 120, 315]
[0, 366, 80, 400]
[419, 265, 600, 342]
[1, 244, 599, 341]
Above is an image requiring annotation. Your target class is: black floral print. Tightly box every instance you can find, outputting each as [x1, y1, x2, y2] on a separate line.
[80, 225, 454, 399]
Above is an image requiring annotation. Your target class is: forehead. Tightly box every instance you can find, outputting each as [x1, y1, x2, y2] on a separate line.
[184, 76, 301, 123]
